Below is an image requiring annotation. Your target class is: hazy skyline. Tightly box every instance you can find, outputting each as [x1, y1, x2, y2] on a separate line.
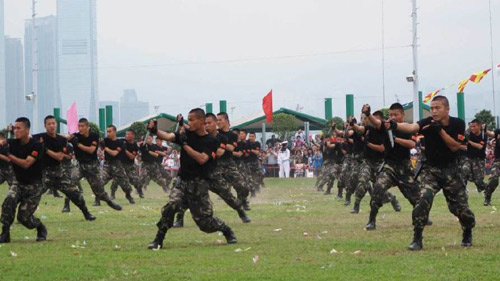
[4, 0, 500, 122]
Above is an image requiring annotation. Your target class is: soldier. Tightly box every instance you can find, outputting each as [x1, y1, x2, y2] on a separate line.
[484, 125, 500, 206]
[461, 120, 487, 194]
[172, 113, 251, 227]
[233, 129, 252, 210]
[217, 112, 251, 212]
[318, 135, 344, 197]
[110, 129, 144, 198]
[349, 112, 401, 214]
[147, 108, 237, 250]
[67, 118, 122, 211]
[0, 133, 15, 187]
[95, 125, 135, 205]
[0, 117, 48, 243]
[246, 132, 264, 197]
[155, 138, 173, 185]
[140, 135, 171, 193]
[61, 142, 84, 213]
[362, 103, 423, 230]
[394, 95, 475, 250]
[33, 115, 96, 220]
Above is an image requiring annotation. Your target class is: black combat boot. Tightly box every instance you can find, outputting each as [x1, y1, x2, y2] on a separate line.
[365, 209, 377, 231]
[110, 189, 116, 200]
[0, 225, 10, 243]
[336, 188, 343, 199]
[461, 228, 473, 247]
[350, 200, 360, 214]
[484, 195, 491, 206]
[238, 210, 251, 223]
[147, 231, 166, 250]
[323, 186, 332, 195]
[105, 199, 122, 211]
[36, 224, 48, 242]
[344, 192, 351, 206]
[126, 192, 135, 204]
[242, 200, 251, 211]
[408, 228, 423, 251]
[62, 198, 71, 213]
[93, 199, 101, 206]
[173, 213, 184, 228]
[53, 190, 63, 198]
[82, 208, 96, 221]
[426, 218, 433, 226]
[391, 197, 402, 212]
[222, 228, 238, 244]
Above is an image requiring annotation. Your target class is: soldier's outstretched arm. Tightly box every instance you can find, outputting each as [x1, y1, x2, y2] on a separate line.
[393, 122, 420, 134]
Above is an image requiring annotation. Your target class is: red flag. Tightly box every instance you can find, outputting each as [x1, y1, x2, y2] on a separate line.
[66, 102, 78, 134]
[262, 90, 273, 123]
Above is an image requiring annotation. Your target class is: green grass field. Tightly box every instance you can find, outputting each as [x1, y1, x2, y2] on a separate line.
[0, 178, 499, 281]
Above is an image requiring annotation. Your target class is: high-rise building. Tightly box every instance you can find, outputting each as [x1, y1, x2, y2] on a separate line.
[0, 0, 6, 127]
[120, 89, 149, 125]
[25, 15, 59, 126]
[57, 0, 98, 121]
[5, 37, 24, 123]
[99, 101, 120, 126]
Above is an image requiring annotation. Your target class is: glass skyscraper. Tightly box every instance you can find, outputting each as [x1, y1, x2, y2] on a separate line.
[57, 0, 98, 121]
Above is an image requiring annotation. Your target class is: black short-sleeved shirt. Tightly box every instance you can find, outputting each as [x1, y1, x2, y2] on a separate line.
[233, 140, 246, 163]
[32, 133, 67, 167]
[363, 125, 384, 161]
[214, 133, 229, 161]
[104, 138, 124, 161]
[8, 138, 43, 184]
[0, 144, 10, 168]
[417, 116, 465, 167]
[140, 143, 158, 163]
[119, 140, 139, 165]
[219, 130, 238, 160]
[73, 133, 99, 163]
[378, 124, 413, 162]
[174, 131, 218, 180]
[493, 129, 500, 159]
[246, 141, 261, 162]
[324, 140, 343, 164]
[155, 145, 167, 164]
[352, 131, 364, 154]
[62, 143, 74, 165]
[466, 132, 486, 159]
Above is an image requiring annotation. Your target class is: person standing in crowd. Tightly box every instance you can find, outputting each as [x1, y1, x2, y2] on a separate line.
[278, 142, 290, 178]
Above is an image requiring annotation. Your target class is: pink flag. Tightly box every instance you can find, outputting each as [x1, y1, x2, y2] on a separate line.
[66, 102, 78, 134]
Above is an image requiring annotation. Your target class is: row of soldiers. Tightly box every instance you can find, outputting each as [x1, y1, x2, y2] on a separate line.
[314, 97, 500, 250]
[0, 111, 264, 247]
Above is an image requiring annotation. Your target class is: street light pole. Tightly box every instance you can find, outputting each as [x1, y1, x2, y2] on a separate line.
[411, 0, 420, 123]
[31, 0, 38, 133]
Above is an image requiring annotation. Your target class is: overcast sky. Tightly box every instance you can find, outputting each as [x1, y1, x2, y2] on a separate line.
[5, 0, 500, 122]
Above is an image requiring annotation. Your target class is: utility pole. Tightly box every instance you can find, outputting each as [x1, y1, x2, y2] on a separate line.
[411, 0, 420, 123]
[31, 0, 38, 133]
[489, 0, 497, 126]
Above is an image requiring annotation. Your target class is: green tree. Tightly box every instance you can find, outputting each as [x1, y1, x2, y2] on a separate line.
[272, 113, 297, 141]
[129, 121, 147, 141]
[89, 122, 102, 137]
[474, 110, 496, 130]
[380, 108, 390, 119]
[322, 117, 344, 136]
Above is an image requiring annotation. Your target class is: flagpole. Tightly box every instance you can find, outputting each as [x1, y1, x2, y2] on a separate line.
[411, 0, 420, 123]
[382, 0, 386, 107]
[488, 0, 497, 126]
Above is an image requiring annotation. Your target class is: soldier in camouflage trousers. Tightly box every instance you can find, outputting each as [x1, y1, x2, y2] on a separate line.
[141, 161, 171, 193]
[0, 164, 14, 187]
[462, 158, 486, 192]
[110, 162, 143, 198]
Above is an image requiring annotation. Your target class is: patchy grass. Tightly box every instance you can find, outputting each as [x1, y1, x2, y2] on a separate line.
[0, 178, 499, 280]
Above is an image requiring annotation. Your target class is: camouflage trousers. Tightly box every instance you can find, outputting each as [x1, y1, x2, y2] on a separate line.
[462, 157, 486, 192]
[485, 159, 500, 199]
[142, 162, 171, 191]
[370, 160, 420, 214]
[100, 160, 132, 194]
[43, 166, 88, 211]
[317, 160, 342, 192]
[110, 162, 143, 194]
[77, 161, 112, 201]
[354, 159, 397, 204]
[413, 165, 475, 230]
[346, 154, 363, 196]
[246, 160, 264, 193]
[156, 178, 231, 234]
[1, 180, 44, 229]
[62, 162, 83, 192]
[0, 165, 15, 187]
[338, 155, 354, 191]
[219, 159, 250, 205]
